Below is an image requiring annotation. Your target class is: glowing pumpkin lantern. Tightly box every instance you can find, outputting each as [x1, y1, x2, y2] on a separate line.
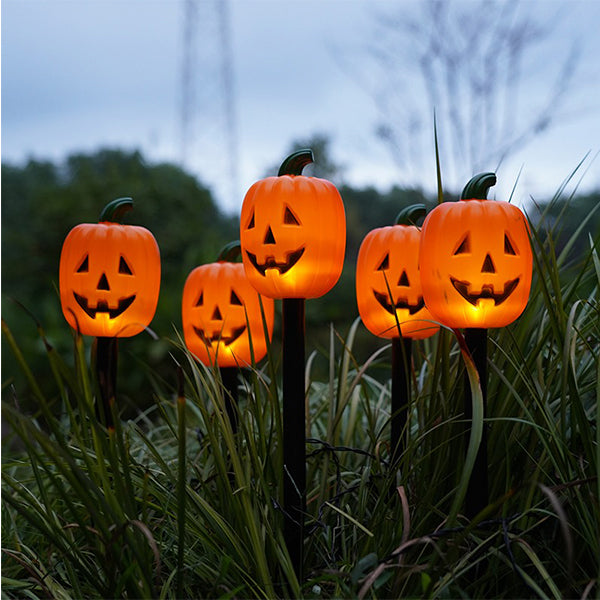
[182, 242, 275, 367]
[419, 173, 532, 329]
[240, 149, 346, 299]
[59, 197, 161, 337]
[356, 205, 439, 339]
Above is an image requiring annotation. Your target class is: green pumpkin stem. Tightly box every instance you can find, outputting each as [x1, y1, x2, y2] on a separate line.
[278, 149, 314, 177]
[395, 204, 426, 226]
[217, 240, 242, 262]
[99, 197, 134, 223]
[461, 173, 497, 200]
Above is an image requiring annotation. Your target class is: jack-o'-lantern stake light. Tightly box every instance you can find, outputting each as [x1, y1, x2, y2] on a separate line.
[182, 241, 274, 369]
[356, 205, 439, 466]
[59, 197, 161, 338]
[420, 173, 533, 519]
[240, 149, 346, 579]
[419, 173, 532, 330]
[59, 197, 161, 427]
[182, 241, 274, 433]
[240, 150, 346, 299]
[356, 204, 439, 340]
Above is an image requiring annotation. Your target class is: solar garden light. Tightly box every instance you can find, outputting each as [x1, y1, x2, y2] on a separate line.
[59, 197, 161, 428]
[181, 240, 274, 433]
[420, 173, 533, 518]
[240, 149, 346, 579]
[356, 205, 439, 467]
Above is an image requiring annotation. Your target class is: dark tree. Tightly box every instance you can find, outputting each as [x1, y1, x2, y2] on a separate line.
[1, 148, 237, 411]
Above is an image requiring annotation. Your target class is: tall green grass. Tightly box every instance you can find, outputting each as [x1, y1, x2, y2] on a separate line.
[2, 181, 599, 598]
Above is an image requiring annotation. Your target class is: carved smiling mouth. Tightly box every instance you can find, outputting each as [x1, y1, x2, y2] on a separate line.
[373, 290, 425, 316]
[193, 325, 246, 347]
[74, 292, 136, 319]
[245, 247, 305, 276]
[450, 277, 520, 306]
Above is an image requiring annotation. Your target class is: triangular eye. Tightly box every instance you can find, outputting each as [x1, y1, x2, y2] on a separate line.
[119, 256, 133, 275]
[283, 205, 300, 225]
[504, 233, 517, 255]
[453, 234, 471, 255]
[377, 253, 390, 271]
[247, 210, 255, 230]
[76, 255, 89, 273]
[195, 292, 204, 307]
[230, 290, 243, 305]
[398, 270, 409, 286]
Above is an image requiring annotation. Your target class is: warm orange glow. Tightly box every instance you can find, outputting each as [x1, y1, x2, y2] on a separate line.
[182, 261, 274, 367]
[419, 198, 532, 329]
[356, 223, 439, 339]
[59, 222, 161, 337]
[240, 173, 346, 299]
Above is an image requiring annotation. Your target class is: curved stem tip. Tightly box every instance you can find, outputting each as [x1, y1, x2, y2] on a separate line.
[461, 173, 497, 201]
[395, 204, 426, 226]
[99, 197, 134, 223]
[217, 240, 242, 262]
[278, 149, 314, 177]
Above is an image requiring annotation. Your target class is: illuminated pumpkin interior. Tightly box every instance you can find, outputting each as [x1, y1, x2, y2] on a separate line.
[244, 204, 305, 277]
[240, 150, 346, 299]
[72, 253, 137, 320]
[449, 231, 521, 307]
[356, 208, 439, 339]
[419, 173, 533, 329]
[59, 201, 161, 338]
[182, 261, 274, 367]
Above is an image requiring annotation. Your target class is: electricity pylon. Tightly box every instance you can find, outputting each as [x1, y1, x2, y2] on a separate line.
[180, 0, 239, 212]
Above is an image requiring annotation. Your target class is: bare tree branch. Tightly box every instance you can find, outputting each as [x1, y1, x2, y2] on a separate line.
[354, 0, 582, 191]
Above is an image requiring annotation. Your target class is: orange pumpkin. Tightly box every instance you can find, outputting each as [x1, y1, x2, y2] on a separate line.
[419, 173, 532, 329]
[240, 150, 346, 299]
[182, 242, 275, 367]
[356, 205, 439, 339]
[59, 197, 161, 337]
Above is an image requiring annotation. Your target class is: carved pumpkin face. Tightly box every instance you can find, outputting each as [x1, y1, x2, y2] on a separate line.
[356, 223, 439, 339]
[420, 197, 532, 329]
[182, 261, 274, 367]
[59, 218, 161, 338]
[240, 152, 345, 299]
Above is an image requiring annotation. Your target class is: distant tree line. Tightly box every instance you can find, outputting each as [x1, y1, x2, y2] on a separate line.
[2, 145, 598, 413]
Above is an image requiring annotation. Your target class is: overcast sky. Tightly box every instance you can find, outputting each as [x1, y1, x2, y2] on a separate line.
[2, 0, 599, 214]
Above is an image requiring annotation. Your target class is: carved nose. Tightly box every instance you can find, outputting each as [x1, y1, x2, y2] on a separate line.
[398, 270, 410, 286]
[97, 273, 110, 290]
[481, 254, 496, 273]
[212, 306, 223, 321]
[263, 226, 276, 245]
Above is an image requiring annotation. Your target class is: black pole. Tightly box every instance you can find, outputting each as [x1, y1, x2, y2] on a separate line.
[464, 327, 488, 519]
[95, 336, 118, 428]
[220, 366, 239, 434]
[282, 297, 306, 581]
[391, 336, 412, 466]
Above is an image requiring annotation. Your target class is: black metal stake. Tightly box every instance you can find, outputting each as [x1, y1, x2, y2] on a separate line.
[95, 336, 118, 428]
[282, 297, 306, 581]
[464, 327, 489, 519]
[391, 336, 412, 467]
[220, 366, 239, 434]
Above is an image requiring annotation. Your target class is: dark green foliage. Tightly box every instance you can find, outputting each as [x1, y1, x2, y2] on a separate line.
[1, 147, 437, 410]
[2, 149, 237, 412]
[2, 148, 236, 314]
[2, 146, 599, 598]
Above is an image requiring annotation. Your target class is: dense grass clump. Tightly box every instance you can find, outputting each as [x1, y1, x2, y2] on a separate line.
[2, 182, 599, 599]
